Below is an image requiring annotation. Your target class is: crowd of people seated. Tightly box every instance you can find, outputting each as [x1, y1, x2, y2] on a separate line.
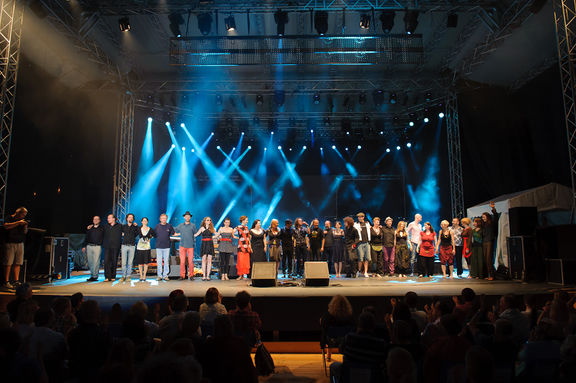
[0, 284, 261, 383]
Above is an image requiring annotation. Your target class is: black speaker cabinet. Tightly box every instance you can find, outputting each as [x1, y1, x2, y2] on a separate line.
[509, 207, 538, 236]
[546, 259, 576, 285]
[30, 237, 69, 281]
[507, 236, 544, 282]
[251, 262, 277, 287]
[536, 225, 576, 260]
[304, 261, 330, 286]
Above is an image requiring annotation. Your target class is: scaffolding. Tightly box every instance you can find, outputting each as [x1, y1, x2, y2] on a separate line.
[0, 0, 23, 220]
[112, 91, 135, 220]
[446, 92, 465, 219]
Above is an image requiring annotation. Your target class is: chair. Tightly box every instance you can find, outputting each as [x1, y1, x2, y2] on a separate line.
[321, 325, 355, 376]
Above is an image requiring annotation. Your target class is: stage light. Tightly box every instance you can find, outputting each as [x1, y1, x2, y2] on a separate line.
[165, 122, 170, 126]
[278, 145, 282, 150]
[310, 129, 314, 133]
[380, 11, 395, 33]
[396, 145, 401, 150]
[360, 14, 370, 29]
[357, 145, 362, 149]
[345, 147, 349, 151]
[359, 92, 367, 105]
[211, 132, 214, 135]
[182, 146, 186, 151]
[289, 148, 293, 151]
[320, 147, 323, 151]
[225, 15, 236, 31]
[332, 145, 336, 149]
[389, 92, 397, 104]
[197, 13, 212, 35]
[241, 131, 245, 135]
[171, 144, 175, 148]
[404, 10, 419, 34]
[439, 112, 445, 118]
[191, 148, 195, 152]
[256, 94, 264, 105]
[424, 117, 429, 123]
[271, 131, 275, 135]
[386, 148, 391, 153]
[425, 92, 432, 101]
[148, 117, 153, 122]
[274, 9, 289, 36]
[303, 145, 307, 150]
[380, 131, 384, 135]
[407, 142, 412, 148]
[168, 12, 184, 37]
[346, 131, 350, 135]
[248, 145, 252, 149]
[264, 147, 268, 151]
[119, 17, 130, 32]
[409, 121, 414, 127]
[314, 11, 328, 35]
[313, 93, 320, 104]
[217, 145, 221, 149]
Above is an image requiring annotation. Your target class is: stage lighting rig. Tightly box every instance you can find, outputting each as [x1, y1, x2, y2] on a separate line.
[389, 93, 397, 104]
[225, 15, 236, 31]
[197, 13, 213, 36]
[256, 94, 264, 106]
[314, 11, 328, 35]
[380, 11, 395, 33]
[373, 89, 384, 106]
[168, 12, 184, 37]
[274, 9, 289, 36]
[404, 10, 419, 34]
[118, 17, 130, 32]
[360, 14, 370, 29]
[313, 93, 320, 105]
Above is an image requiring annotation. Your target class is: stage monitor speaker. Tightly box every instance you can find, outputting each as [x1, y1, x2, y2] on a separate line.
[507, 236, 544, 282]
[304, 262, 329, 286]
[509, 207, 538, 237]
[251, 262, 277, 287]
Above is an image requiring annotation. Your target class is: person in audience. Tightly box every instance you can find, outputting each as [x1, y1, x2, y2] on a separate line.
[387, 347, 417, 383]
[201, 315, 258, 383]
[15, 299, 39, 345]
[51, 297, 77, 336]
[453, 287, 478, 325]
[105, 303, 124, 339]
[0, 327, 45, 382]
[99, 337, 135, 383]
[157, 294, 189, 346]
[421, 299, 455, 348]
[135, 352, 202, 383]
[128, 301, 158, 338]
[70, 292, 84, 317]
[6, 282, 33, 323]
[30, 307, 68, 382]
[522, 294, 542, 331]
[320, 295, 356, 362]
[497, 293, 531, 344]
[405, 291, 427, 333]
[465, 345, 495, 383]
[178, 311, 205, 356]
[229, 290, 262, 347]
[485, 319, 519, 375]
[199, 287, 227, 329]
[389, 320, 425, 366]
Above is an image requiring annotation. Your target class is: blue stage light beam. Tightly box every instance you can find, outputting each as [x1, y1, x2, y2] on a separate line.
[278, 147, 303, 188]
[217, 146, 263, 194]
[262, 191, 284, 226]
[318, 175, 344, 212]
[137, 117, 154, 174]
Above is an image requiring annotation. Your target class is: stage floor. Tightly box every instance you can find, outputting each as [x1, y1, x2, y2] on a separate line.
[6, 270, 574, 299]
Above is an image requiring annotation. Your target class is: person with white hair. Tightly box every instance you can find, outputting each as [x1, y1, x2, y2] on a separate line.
[406, 213, 423, 276]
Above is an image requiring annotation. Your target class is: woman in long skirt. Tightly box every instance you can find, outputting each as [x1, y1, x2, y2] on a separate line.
[469, 218, 485, 279]
[195, 217, 216, 281]
[332, 221, 345, 278]
[250, 219, 267, 263]
[267, 219, 282, 272]
[235, 216, 251, 280]
[394, 221, 411, 278]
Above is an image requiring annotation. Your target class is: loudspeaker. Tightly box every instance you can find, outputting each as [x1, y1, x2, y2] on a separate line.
[546, 259, 576, 285]
[251, 262, 277, 287]
[304, 261, 329, 286]
[508, 207, 538, 236]
[507, 236, 544, 282]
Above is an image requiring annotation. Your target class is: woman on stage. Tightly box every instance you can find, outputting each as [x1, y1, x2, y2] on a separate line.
[394, 221, 410, 277]
[343, 216, 359, 278]
[235, 216, 251, 280]
[437, 220, 455, 278]
[417, 222, 437, 277]
[134, 217, 155, 282]
[267, 219, 281, 272]
[461, 218, 473, 277]
[195, 217, 216, 281]
[481, 202, 499, 280]
[332, 221, 345, 278]
[370, 217, 384, 277]
[470, 218, 485, 279]
[217, 218, 236, 281]
[250, 219, 267, 264]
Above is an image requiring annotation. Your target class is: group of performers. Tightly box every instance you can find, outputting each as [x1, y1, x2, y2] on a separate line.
[81, 202, 499, 282]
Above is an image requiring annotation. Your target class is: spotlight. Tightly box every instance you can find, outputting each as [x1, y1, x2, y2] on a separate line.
[168, 12, 184, 37]
[389, 92, 397, 104]
[313, 93, 320, 105]
[274, 9, 289, 36]
[278, 145, 282, 150]
[182, 146, 186, 150]
[289, 148, 293, 151]
[225, 15, 236, 31]
[425, 92, 432, 101]
[439, 112, 445, 118]
[314, 11, 328, 35]
[345, 147, 349, 151]
[264, 147, 268, 151]
[320, 147, 324, 151]
[171, 144, 175, 148]
[409, 121, 414, 127]
[197, 13, 213, 36]
[303, 145, 307, 150]
[386, 148, 391, 153]
[359, 92, 367, 105]
[380, 11, 395, 33]
[407, 142, 412, 148]
[310, 129, 314, 133]
[332, 145, 336, 149]
[148, 117, 153, 122]
[396, 145, 401, 150]
[211, 132, 214, 135]
[180, 123, 185, 128]
[360, 14, 370, 29]
[346, 131, 350, 135]
[271, 131, 275, 135]
[423, 117, 429, 123]
[404, 10, 419, 34]
[165, 122, 170, 126]
[248, 145, 252, 149]
[373, 89, 384, 106]
[241, 131, 245, 135]
[118, 17, 130, 32]
[380, 131, 384, 135]
[357, 145, 362, 150]
[216, 145, 221, 149]
[191, 149, 195, 152]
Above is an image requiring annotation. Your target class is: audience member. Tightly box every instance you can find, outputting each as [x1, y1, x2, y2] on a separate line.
[498, 294, 530, 344]
[453, 287, 477, 325]
[51, 297, 77, 336]
[199, 287, 227, 331]
[405, 291, 427, 333]
[387, 347, 417, 383]
[157, 293, 189, 345]
[229, 290, 262, 346]
[6, 282, 33, 323]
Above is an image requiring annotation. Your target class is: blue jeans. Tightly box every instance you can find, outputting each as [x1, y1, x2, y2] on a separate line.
[156, 248, 170, 278]
[86, 245, 102, 279]
[356, 242, 371, 262]
[121, 245, 135, 278]
[410, 242, 419, 275]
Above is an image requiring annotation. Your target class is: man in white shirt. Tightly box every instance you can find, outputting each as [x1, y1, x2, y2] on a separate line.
[353, 212, 372, 277]
[406, 214, 422, 276]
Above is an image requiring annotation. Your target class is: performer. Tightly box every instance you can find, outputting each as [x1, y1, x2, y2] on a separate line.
[353, 212, 371, 277]
[195, 217, 216, 281]
[407, 214, 423, 276]
[370, 217, 384, 277]
[292, 218, 309, 277]
[134, 217, 155, 281]
[267, 219, 281, 272]
[235, 216, 251, 280]
[332, 221, 345, 278]
[322, 220, 334, 273]
[450, 218, 464, 278]
[216, 218, 236, 281]
[120, 213, 139, 282]
[2, 207, 28, 288]
[437, 220, 456, 278]
[308, 219, 324, 261]
[461, 218, 473, 278]
[470, 218, 485, 279]
[175, 211, 197, 280]
[481, 201, 499, 281]
[154, 213, 175, 282]
[250, 219, 267, 265]
[103, 214, 122, 282]
[382, 217, 396, 277]
[280, 219, 295, 278]
[82, 215, 104, 282]
[417, 222, 437, 278]
[343, 216, 359, 278]
[394, 221, 411, 278]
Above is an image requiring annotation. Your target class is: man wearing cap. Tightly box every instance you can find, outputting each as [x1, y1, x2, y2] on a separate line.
[353, 212, 372, 277]
[175, 212, 197, 280]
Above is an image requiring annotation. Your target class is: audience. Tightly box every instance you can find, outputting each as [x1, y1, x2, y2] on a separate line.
[199, 287, 227, 336]
[229, 290, 262, 347]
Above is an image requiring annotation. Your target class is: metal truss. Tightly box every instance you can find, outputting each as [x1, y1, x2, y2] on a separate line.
[0, 0, 23, 220]
[553, 0, 576, 208]
[75, 0, 498, 15]
[445, 92, 465, 219]
[113, 91, 135, 220]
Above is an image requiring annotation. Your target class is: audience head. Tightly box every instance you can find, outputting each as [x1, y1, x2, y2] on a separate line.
[17, 299, 39, 325]
[168, 289, 185, 312]
[78, 300, 101, 325]
[328, 295, 353, 320]
[204, 287, 221, 305]
[171, 294, 189, 313]
[357, 311, 376, 334]
[180, 311, 201, 337]
[500, 294, 519, 311]
[235, 290, 252, 310]
[34, 307, 55, 327]
[387, 347, 417, 383]
[391, 320, 413, 345]
[129, 301, 149, 320]
[15, 282, 33, 299]
[461, 287, 476, 303]
[52, 297, 72, 316]
[392, 301, 412, 322]
[213, 315, 234, 338]
[109, 302, 124, 322]
[70, 292, 84, 310]
[465, 346, 494, 383]
[404, 291, 419, 308]
[440, 314, 462, 336]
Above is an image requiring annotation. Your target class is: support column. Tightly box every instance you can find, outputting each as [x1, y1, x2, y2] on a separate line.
[113, 91, 135, 220]
[446, 92, 465, 219]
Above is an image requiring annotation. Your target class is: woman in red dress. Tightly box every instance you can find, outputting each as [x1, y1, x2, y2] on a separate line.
[417, 222, 437, 277]
[436, 220, 455, 278]
[234, 215, 252, 280]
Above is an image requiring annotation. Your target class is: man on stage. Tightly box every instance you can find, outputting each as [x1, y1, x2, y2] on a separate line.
[103, 214, 122, 282]
[155, 213, 175, 281]
[280, 219, 294, 278]
[2, 207, 29, 289]
[322, 220, 334, 273]
[83, 216, 104, 282]
[120, 213, 139, 282]
[175, 211, 197, 280]
[353, 212, 372, 277]
[407, 214, 423, 277]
